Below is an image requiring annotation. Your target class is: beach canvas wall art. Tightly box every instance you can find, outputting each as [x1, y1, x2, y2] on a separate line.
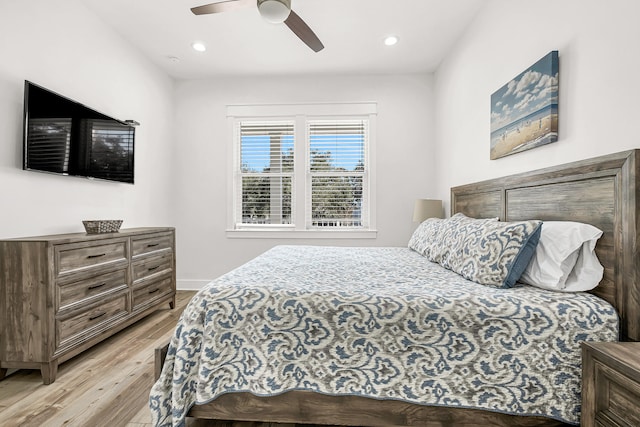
[490, 51, 559, 160]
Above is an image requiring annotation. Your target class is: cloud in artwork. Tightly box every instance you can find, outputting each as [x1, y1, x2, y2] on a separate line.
[534, 72, 559, 103]
[514, 93, 533, 111]
[515, 70, 542, 98]
[536, 74, 551, 89]
[503, 80, 517, 97]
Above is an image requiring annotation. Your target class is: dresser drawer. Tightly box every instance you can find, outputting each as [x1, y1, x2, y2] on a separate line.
[131, 232, 173, 257]
[56, 239, 128, 277]
[132, 251, 173, 283]
[56, 293, 128, 350]
[132, 276, 173, 311]
[57, 269, 128, 312]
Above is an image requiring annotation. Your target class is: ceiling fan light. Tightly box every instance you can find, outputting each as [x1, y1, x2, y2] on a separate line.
[384, 36, 399, 46]
[257, 0, 291, 24]
[191, 41, 207, 52]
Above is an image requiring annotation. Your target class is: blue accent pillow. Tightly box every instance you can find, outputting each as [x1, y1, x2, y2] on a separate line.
[501, 222, 542, 287]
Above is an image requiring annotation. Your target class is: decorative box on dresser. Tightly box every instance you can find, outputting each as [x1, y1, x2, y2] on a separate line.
[581, 342, 640, 427]
[0, 227, 176, 384]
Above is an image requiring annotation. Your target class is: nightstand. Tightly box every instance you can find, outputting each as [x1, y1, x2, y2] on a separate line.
[581, 342, 640, 427]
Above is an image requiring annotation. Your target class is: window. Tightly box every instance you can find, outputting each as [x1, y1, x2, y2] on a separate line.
[237, 121, 294, 226]
[228, 103, 376, 238]
[308, 119, 367, 228]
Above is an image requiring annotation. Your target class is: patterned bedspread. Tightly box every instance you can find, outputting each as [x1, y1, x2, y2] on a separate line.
[149, 245, 619, 426]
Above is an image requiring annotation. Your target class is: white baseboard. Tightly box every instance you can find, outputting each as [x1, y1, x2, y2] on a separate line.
[177, 279, 211, 291]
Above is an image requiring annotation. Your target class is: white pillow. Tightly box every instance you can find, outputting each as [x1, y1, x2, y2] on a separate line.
[519, 221, 604, 291]
[562, 238, 605, 292]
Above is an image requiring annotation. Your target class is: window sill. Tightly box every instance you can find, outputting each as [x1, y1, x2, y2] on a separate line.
[226, 229, 378, 239]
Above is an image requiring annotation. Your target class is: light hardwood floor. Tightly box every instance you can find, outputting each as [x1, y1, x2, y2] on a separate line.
[0, 291, 198, 427]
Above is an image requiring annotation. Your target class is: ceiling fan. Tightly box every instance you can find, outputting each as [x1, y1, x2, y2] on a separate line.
[191, 0, 324, 52]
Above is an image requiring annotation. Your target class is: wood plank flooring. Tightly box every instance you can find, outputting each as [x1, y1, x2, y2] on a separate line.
[0, 291, 198, 427]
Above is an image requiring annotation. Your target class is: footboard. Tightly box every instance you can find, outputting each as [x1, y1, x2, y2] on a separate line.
[154, 343, 169, 381]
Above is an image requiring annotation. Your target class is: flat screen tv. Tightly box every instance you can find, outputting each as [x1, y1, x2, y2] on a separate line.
[23, 81, 135, 184]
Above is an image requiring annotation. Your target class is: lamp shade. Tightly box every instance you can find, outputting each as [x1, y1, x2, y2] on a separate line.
[257, 0, 291, 23]
[413, 199, 443, 222]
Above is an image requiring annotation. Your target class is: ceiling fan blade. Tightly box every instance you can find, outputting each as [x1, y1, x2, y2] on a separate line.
[191, 0, 253, 15]
[284, 10, 324, 52]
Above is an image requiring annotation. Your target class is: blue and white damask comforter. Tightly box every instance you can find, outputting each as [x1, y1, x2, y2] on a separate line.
[149, 245, 618, 426]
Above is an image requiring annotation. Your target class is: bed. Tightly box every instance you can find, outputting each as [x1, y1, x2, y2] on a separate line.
[150, 149, 640, 427]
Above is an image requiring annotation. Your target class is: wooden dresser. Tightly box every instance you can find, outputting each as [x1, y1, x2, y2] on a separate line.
[0, 227, 176, 384]
[582, 341, 640, 427]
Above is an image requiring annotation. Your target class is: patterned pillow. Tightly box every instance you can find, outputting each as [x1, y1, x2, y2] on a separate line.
[438, 214, 542, 288]
[409, 214, 497, 262]
[408, 218, 443, 259]
[428, 213, 498, 264]
[410, 213, 541, 288]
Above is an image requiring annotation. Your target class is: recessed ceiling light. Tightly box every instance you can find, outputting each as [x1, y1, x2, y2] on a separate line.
[191, 41, 207, 52]
[384, 35, 399, 46]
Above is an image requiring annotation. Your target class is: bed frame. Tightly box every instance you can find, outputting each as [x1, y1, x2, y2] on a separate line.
[172, 149, 640, 426]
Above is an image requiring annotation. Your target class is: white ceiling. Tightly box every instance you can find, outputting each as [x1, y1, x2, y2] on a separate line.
[80, 0, 487, 80]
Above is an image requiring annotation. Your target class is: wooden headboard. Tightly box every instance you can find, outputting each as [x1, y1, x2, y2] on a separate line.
[451, 149, 640, 342]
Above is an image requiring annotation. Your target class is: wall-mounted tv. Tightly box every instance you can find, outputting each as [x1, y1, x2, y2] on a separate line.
[23, 81, 135, 184]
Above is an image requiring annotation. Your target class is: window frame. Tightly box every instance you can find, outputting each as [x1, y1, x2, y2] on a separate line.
[236, 120, 296, 228]
[226, 103, 377, 239]
[306, 118, 370, 230]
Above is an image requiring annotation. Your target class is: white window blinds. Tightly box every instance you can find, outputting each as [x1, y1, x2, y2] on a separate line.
[237, 121, 294, 226]
[307, 119, 368, 228]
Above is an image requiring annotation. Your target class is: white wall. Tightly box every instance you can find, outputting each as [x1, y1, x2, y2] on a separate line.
[0, 2, 437, 290]
[434, 0, 640, 213]
[0, 0, 175, 238]
[172, 74, 435, 286]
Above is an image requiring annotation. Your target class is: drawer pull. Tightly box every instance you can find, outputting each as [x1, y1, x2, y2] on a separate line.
[146, 243, 160, 248]
[148, 266, 160, 272]
[89, 311, 107, 321]
[148, 288, 160, 294]
[88, 282, 107, 290]
[87, 253, 107, 259]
